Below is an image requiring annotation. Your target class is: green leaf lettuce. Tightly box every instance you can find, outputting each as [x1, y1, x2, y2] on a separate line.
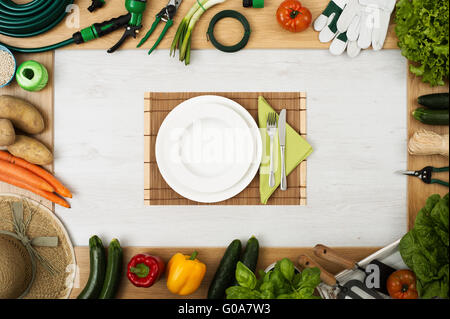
[395, 0, 449, 86]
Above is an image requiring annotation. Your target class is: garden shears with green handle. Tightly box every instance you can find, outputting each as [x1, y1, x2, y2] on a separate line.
[397, 166, 449, 187]
[137, 0, 183, 54]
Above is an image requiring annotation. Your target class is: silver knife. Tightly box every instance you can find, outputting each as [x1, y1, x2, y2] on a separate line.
[278, 109, 287, 191]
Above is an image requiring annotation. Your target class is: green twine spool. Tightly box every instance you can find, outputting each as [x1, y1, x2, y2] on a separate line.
[15, 60, 49, 92]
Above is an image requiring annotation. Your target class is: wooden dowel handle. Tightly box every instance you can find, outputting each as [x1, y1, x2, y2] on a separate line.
[298, 254, 337, 287]
[313, 244, 356, 269]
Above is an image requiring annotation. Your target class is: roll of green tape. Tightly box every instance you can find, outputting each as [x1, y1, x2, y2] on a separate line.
[15, 60, 49, 92]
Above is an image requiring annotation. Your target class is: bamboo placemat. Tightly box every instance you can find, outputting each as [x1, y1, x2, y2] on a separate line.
[144, 92, 307, 205]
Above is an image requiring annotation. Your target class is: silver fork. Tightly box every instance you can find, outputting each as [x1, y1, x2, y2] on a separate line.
[267, 112, 277, 188]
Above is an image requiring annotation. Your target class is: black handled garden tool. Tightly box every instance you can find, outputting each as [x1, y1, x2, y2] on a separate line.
[298, 255, 384, 299]
[397, 166, 449, 187]
[88, 0, 106, 12]
[137, 0, 183, 54]
[107, 0, 148, 53]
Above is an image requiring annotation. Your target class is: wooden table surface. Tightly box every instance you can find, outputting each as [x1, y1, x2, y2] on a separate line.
[0, 52, 55, 210]
[69, 246, 380, 299]
[53, 49, 408, 248]
[1, 0, 399, 51]
[406, 69, 449, 229]
[1, 0, 448, 301]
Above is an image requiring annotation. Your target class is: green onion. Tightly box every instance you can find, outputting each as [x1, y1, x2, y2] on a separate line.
[170, 0, 226, 65]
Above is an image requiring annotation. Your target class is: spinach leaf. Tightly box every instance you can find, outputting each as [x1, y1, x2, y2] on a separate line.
[399, 193, 449, 299]
[420, 280, 443, 299]
[399, 231, 417, 269]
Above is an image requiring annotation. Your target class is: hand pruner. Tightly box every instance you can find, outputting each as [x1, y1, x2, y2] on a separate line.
[397, 166, 449, 187]
[137, 0, 182, 54]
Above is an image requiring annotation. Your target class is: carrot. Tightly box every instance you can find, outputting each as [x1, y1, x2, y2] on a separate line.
[0, 173, 70, 208]
[0, 151, 72, 198]
[0, 159, 54, 193]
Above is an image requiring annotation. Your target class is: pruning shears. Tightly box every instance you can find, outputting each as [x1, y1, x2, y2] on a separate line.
[137, 0, 183, 54]
[397, 166, 449, 187]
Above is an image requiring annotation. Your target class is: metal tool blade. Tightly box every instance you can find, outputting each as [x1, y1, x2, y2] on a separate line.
[168, 0, 182, 10]
[278, 109, 286, 147]
[338, 280, 384, 299]
[395, 170, 416, 176]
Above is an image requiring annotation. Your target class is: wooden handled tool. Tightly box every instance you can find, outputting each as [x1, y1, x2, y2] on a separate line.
[313, 244, 394, 297]
[298, 254, 384, 299]
[298, 254, 337, 287]
[313, 244, 357, 270]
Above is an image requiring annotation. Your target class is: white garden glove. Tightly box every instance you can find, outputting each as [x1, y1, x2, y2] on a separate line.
[337, 0, 396, 50]
[314, 0, 361, 58]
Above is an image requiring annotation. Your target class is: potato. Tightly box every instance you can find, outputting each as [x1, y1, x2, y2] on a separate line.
[0, 95, 45, 134]
[0, 119, 15, 146]
[7, 135, 53, 165]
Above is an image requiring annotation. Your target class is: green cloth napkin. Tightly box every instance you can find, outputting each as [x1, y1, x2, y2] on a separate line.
[258, 96, 313, 204]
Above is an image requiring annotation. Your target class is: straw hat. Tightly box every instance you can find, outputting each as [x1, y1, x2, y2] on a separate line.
[0, 194, 76, 299]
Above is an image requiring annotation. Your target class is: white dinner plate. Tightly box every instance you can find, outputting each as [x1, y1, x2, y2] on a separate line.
[156, 101, 253, 193]
[156, 95, 262, 203]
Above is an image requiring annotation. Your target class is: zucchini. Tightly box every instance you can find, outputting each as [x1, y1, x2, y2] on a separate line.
[418, 93, 449, 110]
[231, 236, 259, 286]
[77, 235, 106, 299]
[207, 239, 242, 299]
[413, 107, 449, 125]
[98, 239, 123, 299]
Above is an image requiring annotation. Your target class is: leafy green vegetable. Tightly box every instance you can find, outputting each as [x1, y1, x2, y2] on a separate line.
[235, 262, 257, 289]
[395, 0, 449, 86]
[225, 258, 321, 299]
[399, 193, 449, 299]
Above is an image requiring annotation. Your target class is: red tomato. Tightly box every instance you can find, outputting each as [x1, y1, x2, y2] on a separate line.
[387, 270, 419, 299]
[276, 0, 312, 33]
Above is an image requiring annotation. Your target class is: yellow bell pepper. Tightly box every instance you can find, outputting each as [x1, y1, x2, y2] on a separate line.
[166, 251, 206, 296]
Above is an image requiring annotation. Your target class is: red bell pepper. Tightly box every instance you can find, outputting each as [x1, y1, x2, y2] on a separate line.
[127, 254, 165, 288]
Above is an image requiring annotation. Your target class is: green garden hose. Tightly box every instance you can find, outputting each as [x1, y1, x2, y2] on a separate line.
[0, 0, 144, 53]
[0, 0, 75, 53]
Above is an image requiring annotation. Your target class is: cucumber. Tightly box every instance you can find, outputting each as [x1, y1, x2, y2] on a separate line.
[77, 235, 106, 299]
[231, 236, 259, 286]
[240, 236, 259, 272]
[98, 239, 123, 299]
[413, 107, 449, 125]
[207, 239, 242, 299]
[418, 93, 449, 110]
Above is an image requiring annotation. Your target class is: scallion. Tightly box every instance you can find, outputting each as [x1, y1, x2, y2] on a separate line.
[170, 0, 226, 65]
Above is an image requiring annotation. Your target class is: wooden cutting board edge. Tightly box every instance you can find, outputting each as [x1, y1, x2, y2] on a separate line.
[0, 51, 55, 211]
[406, 63, 449, 230]
[0, 0, 399, 51]
[69, 245, 381, 299]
